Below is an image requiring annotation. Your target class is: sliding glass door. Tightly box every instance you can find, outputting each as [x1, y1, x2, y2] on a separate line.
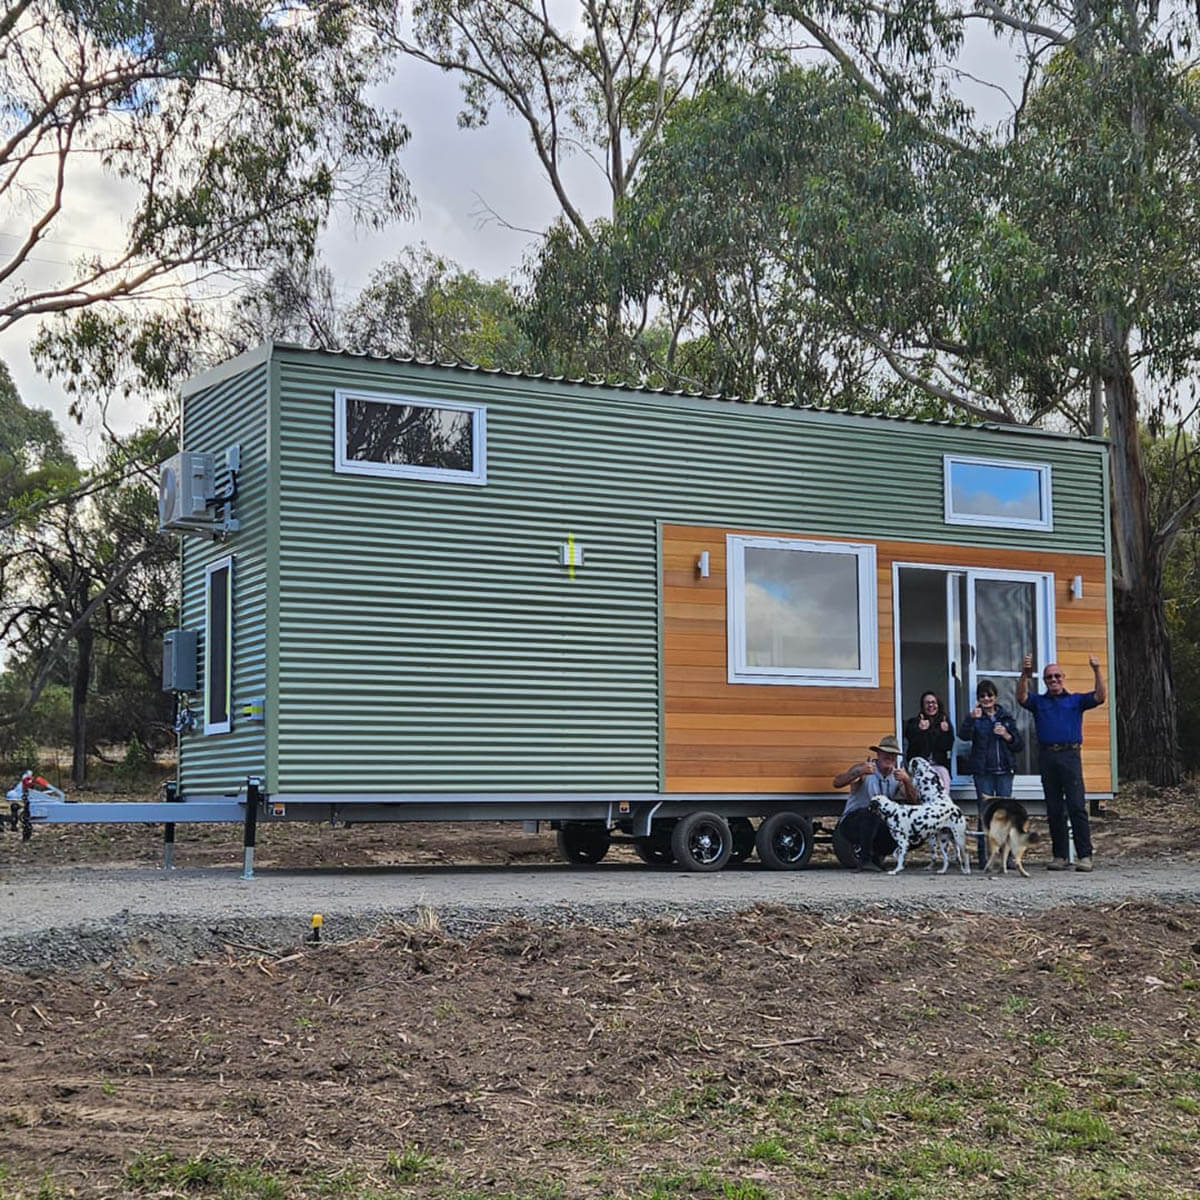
[896, 565, 1053, 785]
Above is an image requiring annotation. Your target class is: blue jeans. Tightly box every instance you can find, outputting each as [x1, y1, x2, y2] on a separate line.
[972, 773, 1014, 864]
[973, 773, 1014, 804]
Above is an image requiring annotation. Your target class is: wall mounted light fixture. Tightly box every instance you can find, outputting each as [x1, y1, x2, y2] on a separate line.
[697, 550, 710, 578]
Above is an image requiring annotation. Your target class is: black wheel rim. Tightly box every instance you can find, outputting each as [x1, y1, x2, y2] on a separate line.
[685, 821, 727, 866]
[770, 822, 809, 865]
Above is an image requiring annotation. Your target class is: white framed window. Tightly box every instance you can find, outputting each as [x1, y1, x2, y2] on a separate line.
[334, 389, 487, 485]
[727, 535, 878, 687]
[204, 555, 233, 735]
[944, 455, 1052, 531]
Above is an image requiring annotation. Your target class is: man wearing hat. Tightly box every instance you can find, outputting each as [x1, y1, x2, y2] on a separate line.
[831, 734, 918, 871]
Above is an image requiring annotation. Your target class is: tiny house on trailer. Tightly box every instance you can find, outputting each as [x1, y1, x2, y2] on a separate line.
[156, 342, 1115, 872]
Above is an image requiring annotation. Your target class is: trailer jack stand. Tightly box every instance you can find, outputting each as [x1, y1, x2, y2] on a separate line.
[240, 778, 261, 880]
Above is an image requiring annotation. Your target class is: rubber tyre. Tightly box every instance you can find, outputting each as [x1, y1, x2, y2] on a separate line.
[830, 822, 863, 870]
[556, 822, 611, 865]
[632, 833, 674, 866]
[755, 811, 815, 870]
[670, 811, 733, 873]
[729, 817, 756, 863]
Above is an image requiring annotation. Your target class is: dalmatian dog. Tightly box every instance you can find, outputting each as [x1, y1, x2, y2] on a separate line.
[868, 757, 971, 875]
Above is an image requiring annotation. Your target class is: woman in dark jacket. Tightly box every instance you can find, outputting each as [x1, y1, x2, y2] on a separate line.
[957, 678, 1023, 802]
[903, 691, 954, 771]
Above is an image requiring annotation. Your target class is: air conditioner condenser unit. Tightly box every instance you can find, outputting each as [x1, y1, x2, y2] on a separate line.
[158, 452, 216, 531]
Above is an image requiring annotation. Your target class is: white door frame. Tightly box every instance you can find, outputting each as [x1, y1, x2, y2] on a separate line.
[892, 561, 1056, 788]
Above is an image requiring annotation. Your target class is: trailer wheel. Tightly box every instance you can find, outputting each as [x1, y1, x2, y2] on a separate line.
[556, 822, 611, 865]
[729, 817, 756, 863]
[755, 812, 814, 870]
[633, 832, 674, 866]
[670, 811, 733, 872]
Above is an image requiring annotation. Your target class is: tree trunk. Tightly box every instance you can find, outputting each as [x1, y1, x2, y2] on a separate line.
[1104, 318, 1182, 785]
[71, 623, 92, 787]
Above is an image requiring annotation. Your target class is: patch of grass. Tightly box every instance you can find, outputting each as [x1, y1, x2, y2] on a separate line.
[745, 1136, 790, 1164]
[1171, 1095, 1200, 1115]
[447, 1187, 566, 1200]
[124, 1151, 286, 1198]
[894, 1139, 1003, 1180]
[100, 1079, 116, 1097]
[0, 1167, 68, 1200]
[719, 1181, 772, 1200]
[631, 1168, 718, 1198]
[1040, 1107, 1115, 1151]
[383, 1146, 431, 1183]
[1003, 994, 1030, 1014]
[824, 1183, 923, 1200]
[893, 1093, 964, 1126]
[306, 1163, 367, 1196]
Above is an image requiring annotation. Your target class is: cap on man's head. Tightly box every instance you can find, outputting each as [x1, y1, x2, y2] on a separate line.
[869, 734, 902, 756]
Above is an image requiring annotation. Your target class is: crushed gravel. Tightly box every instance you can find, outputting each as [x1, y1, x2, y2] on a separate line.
[5, 858, 1200, 973]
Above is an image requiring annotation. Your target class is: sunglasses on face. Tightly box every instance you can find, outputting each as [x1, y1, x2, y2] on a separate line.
[1044, 673, 1063, 681]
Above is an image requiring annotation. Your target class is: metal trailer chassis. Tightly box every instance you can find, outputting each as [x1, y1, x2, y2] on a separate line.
[10, 776, 851, 876]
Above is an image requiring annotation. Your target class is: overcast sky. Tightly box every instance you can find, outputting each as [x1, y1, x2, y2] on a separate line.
[0, 57, 611, 462]
[0, 27, 1018, 464]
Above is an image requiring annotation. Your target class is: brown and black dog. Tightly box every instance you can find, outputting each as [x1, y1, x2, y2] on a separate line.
[982, 798, 1040, 877]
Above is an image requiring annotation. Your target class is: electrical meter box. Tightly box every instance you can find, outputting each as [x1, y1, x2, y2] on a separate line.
[162, 629, 198, 692]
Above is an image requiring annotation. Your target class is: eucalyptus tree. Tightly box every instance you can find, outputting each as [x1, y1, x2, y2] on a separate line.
[3, 0, 412, 395]
[387, 0, 733, 236]
[621, 1, 1200, 782]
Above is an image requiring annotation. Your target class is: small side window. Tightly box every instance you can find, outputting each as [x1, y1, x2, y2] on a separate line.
[334, 389, 487, 485]
[204, 555, 233, 734]
[944, 455, 1052, 531]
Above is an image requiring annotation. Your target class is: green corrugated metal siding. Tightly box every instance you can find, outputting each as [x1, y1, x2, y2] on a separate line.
[262, 349, 1106, 793]
[178, 362, 269, 793]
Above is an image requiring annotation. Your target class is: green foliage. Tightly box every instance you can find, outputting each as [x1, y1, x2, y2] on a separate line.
[0, 682, 70, 766]
[383, 1145, 431, 1182]
[8, 0, 412, 398]
[116, 734, 150, 791]
[345, 247, 532, 371]
[0, 361, 78, 519]
[124, 1150, 286, 1197]
[1, 397, 177, 774]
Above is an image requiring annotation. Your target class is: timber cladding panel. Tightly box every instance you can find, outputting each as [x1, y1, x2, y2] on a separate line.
[663, 524, 1111, 794]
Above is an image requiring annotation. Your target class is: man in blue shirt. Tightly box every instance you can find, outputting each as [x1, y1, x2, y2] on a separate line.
[1017, 653, 1107, 872]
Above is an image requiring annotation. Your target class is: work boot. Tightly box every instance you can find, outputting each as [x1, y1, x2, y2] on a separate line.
[1046, 857, 1071, 871]
[1074, 857, 1094, 873]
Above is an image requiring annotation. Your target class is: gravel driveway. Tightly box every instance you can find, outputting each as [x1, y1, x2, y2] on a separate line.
[5, 856, 1200, 972]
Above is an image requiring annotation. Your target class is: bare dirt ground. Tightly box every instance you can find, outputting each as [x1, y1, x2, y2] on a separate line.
[1, 781, 1200, 1199]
